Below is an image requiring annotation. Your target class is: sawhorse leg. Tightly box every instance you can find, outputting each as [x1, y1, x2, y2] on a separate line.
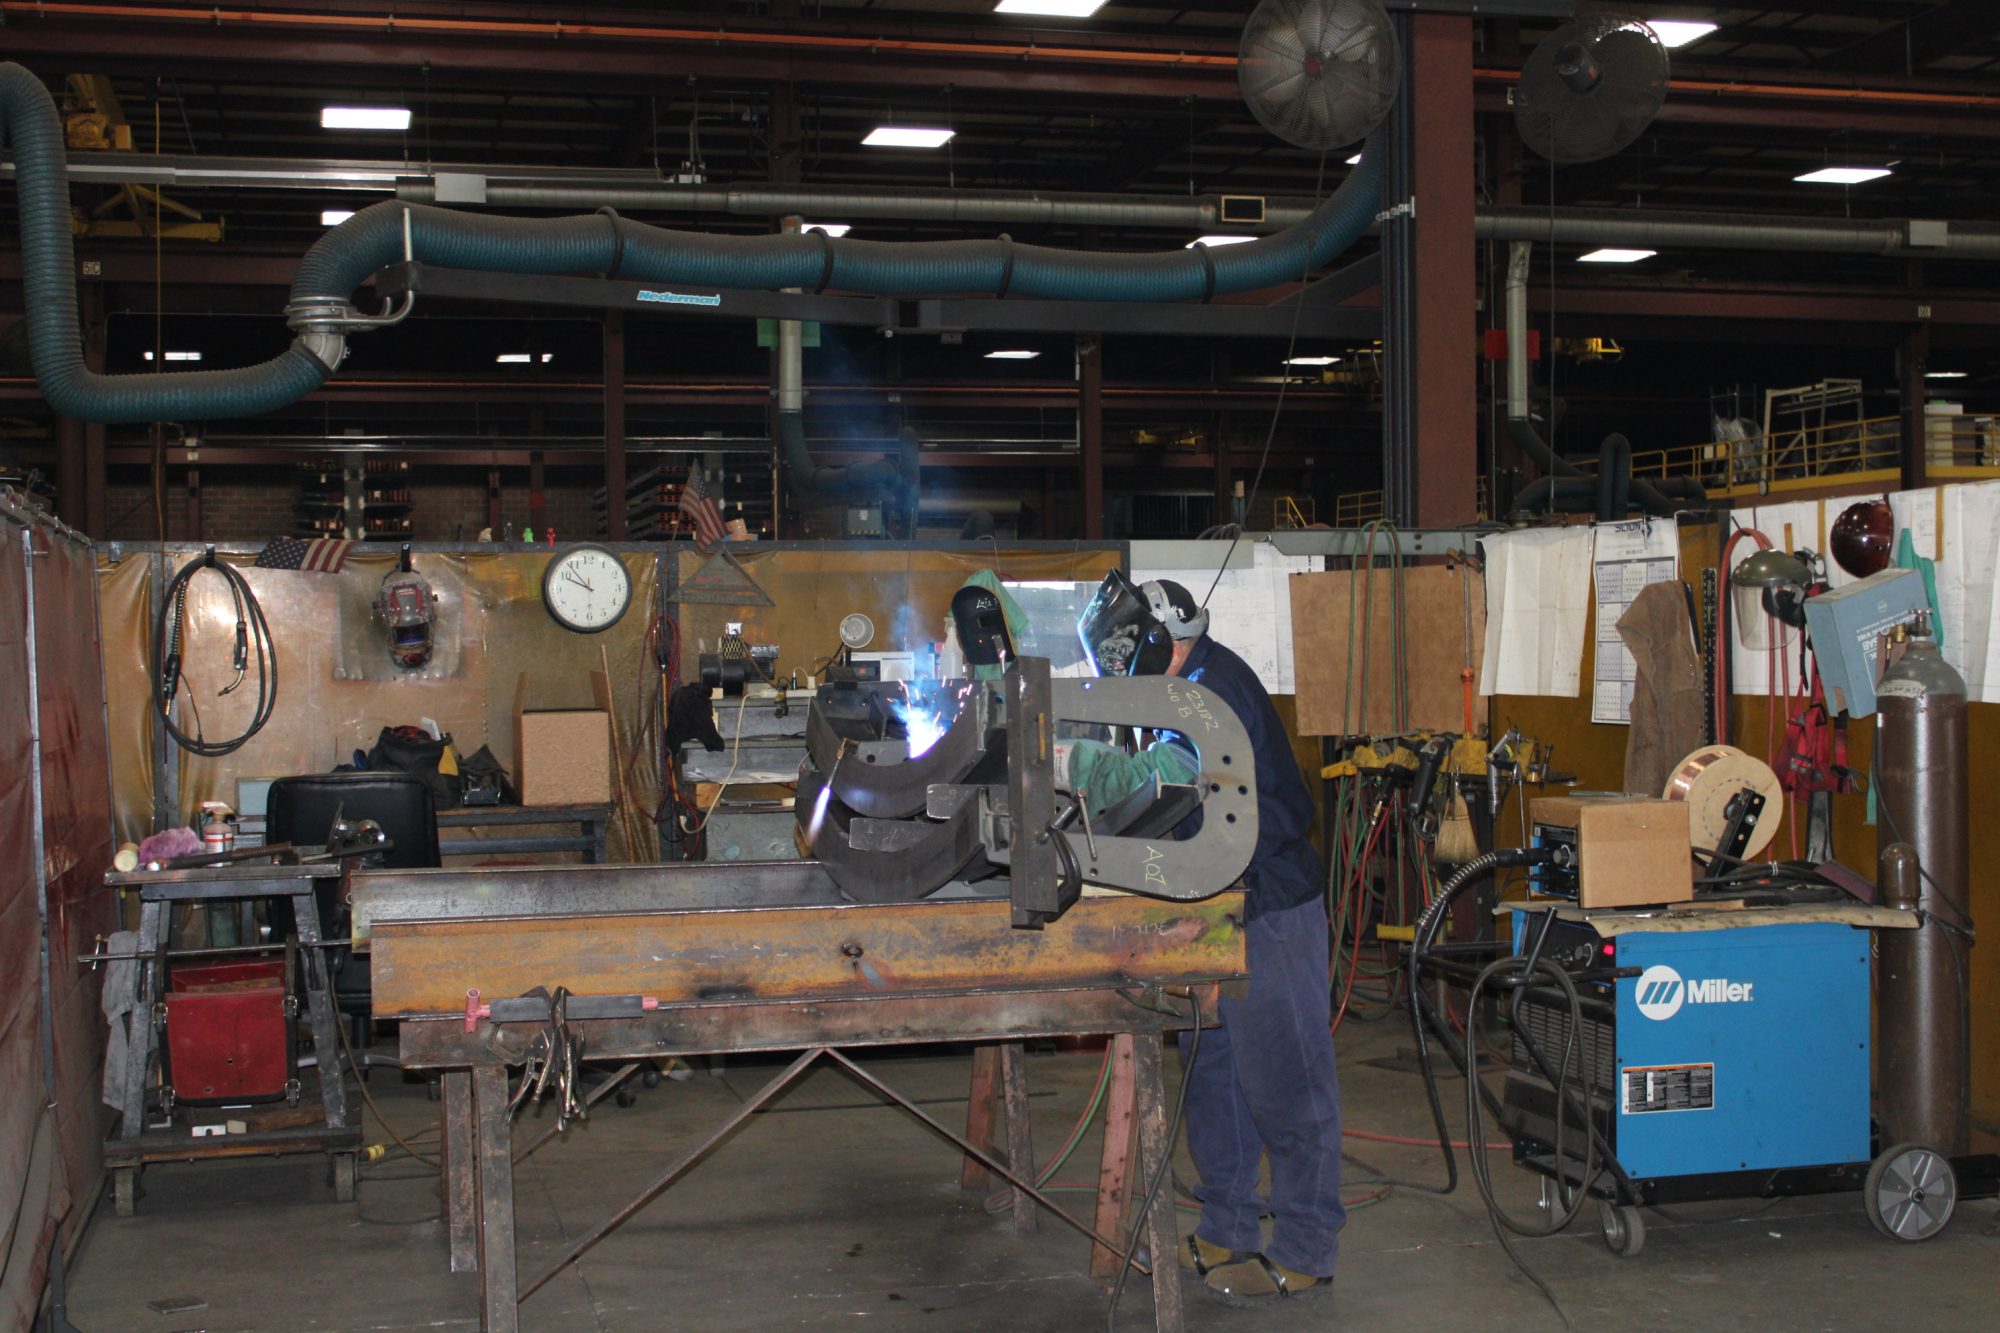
[1132, 1032, 1185, 1331]
[960, 1042, 1037, 1234]
[113, 899, 165, 1215]
[441, 1070, 479, 1273]
[473, 1065, 518, 1333]
[1090, 1034, 1140, 1284]
[291, 891, 348, 1132]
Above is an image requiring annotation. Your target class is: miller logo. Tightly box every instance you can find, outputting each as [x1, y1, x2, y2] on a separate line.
[1634, 964, 1755, 1021]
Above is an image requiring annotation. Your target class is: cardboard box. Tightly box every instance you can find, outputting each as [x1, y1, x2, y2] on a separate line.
[1801, 568, 1928, 718]
[1530, 796, 1694, 909]
[514, 675, 612, 806]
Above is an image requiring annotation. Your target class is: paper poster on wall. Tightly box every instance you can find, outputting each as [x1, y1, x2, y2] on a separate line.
[1479, 525, 1594, 698]
[1940, 481, 2000, 703]
[1130, 541, 1316, 695]
[1590, 519, 1681, 724]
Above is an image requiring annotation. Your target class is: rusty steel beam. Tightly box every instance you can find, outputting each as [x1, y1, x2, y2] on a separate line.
[370, 890, 1247, 1019]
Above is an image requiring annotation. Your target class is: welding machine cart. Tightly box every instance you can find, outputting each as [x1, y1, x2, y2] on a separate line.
[1496, 901, 1999, 1257]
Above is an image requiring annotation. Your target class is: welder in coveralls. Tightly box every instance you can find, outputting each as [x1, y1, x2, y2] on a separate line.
[1061, 571, 1340, 1306]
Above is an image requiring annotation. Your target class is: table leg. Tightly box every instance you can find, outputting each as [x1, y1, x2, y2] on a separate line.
[118, 900, 164, 1143]
[292, 893, 348, 1129]
[960, 1044, 1000, 1192]
[1090, 1034, 1140, 1284]
[1132, 1033, 1185, 1333]
[1000, 1042, 1039, 1235]
[473, 1065, 519, 1333]
[585, 817, 605, 865]
[442, 1070, 479, 1273]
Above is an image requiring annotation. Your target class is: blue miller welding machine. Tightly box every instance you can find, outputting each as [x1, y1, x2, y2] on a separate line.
[1500, 906, 1877, 1254]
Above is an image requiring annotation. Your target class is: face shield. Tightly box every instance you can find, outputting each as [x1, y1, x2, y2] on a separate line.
[375, 569, 437, 669]
[1077, 571, 1174, 677]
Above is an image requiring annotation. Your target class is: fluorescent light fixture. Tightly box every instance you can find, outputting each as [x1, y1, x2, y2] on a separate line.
[985, 350, 1042, 360]
[496, 353, 532, 364]
[995, 0, 1108, 16]
[1925, 371, 1968, 380]
[1285, 355, 1341, 367]
[863, 126, 954, 149]
[143, 351, 202, 362]
[801, 222, 852, 238]
[1795, 166, 1892, 185]
[1579, 247, 1657, 264]
[321, 105, 412, 131]
[540, 353, 555, 364]
[321, 209, 355, 226]
[1188, 234, 1256, 248]
[1646, 20, 1717, 48]
[1346, 154, 1363, 165]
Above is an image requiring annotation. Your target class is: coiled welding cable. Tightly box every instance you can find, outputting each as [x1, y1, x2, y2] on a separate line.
[154, 550, 278, 757]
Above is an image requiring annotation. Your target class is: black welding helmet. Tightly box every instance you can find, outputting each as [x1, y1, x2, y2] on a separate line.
[1078, 570, 1181, 677]
[375, 568, 438, 670]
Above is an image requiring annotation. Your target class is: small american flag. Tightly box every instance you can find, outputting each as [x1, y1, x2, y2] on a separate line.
[678, 460, 727, 552]
[254, 535, 353, 572]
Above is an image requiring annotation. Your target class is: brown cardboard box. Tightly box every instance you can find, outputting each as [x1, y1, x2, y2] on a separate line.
[514, 676, 612, 807]
[1530, 796, 1694, 909]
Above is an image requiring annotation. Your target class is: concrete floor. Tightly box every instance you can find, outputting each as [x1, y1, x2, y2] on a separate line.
[66, 1018, 1999, 1332]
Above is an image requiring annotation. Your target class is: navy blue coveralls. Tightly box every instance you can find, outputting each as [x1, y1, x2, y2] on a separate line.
[1174, 634, 1344, 1278]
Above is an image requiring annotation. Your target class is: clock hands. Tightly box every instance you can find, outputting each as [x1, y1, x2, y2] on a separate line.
[562, 567, 595, 593]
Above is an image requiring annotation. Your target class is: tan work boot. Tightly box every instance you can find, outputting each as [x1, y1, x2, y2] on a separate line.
[1203, 1254, 1334, 1305]
[1178, 1233, 1246, 1277]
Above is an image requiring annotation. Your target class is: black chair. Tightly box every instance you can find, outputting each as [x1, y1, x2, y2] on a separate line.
[267, 772, 440, 1067]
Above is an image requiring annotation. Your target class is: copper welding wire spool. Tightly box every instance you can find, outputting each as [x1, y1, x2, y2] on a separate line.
[1662, 744, 1784, 861]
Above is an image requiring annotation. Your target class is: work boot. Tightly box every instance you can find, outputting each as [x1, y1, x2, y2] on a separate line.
[1178, 1233, 1245, 1277]
[1202, 1254, 1334, 1306]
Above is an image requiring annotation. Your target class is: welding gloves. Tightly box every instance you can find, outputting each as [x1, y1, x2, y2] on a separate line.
[1052, 736, 1199, 809]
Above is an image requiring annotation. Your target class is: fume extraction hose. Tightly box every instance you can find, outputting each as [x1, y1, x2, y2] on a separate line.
[1, 61, 1384, 425]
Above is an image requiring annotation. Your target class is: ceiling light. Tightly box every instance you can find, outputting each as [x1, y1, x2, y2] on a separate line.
[994, 0, 1108, 16]
[540, 353, 555, 364]
[496, 353, 532, 364]
[143, 351, 203, 362]
[985, 350, 1042, 360]
[1579, 248, 1657, 264]
[801, 222, 852, 238]
[863, 126, 955, 149]
[1926, 371, 1968, 380]
[321, 209, 355, 226]
[1189, 235, 1256, 248]
[321, 106, 412, 131]
[1646, 20, 1717, 49]
[1285, 356, 1341, 366]
[1346, 154, 1363, 165]
[1795, 166, 1892, 185]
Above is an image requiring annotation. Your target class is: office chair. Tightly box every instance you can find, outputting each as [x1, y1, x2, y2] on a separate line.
[267, 771, 439, 1070]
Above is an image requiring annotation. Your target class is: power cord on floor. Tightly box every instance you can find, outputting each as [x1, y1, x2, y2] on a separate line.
[335, 1014, 440, 1168]
[1106, 991, 1200, 1333]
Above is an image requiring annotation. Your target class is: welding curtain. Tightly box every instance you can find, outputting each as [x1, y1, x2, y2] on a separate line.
[0, 505, 117, 1328]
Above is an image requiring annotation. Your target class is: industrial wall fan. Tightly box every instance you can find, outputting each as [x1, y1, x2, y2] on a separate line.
[1513, 13, 1670, 164]
[1238, 0, 1400, 151]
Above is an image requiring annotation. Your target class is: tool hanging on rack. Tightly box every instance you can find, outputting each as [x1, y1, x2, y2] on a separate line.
[154, 545, 279, 757]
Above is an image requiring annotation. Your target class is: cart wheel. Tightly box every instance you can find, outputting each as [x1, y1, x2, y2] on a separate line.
[331, 1152, 357, 1203]
[1599, 1200, 1646, 1257]
[1866, 1143, 1956, 1242]
[113, 1168, 138, 1219]
[1538, 1175, 1572, 1225]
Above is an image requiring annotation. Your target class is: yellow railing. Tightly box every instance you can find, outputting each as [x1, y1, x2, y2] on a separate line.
[1598, 416, 1998, 496]
[1273, 495, 1317, 528]
[1332, 477, 1488, 527]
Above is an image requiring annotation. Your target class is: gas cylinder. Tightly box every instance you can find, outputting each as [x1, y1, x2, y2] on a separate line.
[1874, 617, 1970, 1156]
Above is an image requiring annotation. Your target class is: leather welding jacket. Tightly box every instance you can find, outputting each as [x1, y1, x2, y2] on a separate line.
[1175, 635, 1324, 922]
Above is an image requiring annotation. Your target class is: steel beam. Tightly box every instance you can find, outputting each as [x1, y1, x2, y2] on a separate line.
[1080, 336, 1104, 539]
[1409, 13, 1479, 527]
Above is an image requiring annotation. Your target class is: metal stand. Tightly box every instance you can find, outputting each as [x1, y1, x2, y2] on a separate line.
[102, 861, 361, 1213]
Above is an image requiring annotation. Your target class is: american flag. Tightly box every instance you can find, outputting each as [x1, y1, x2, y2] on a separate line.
[678, 460, 727, 552]
[254, 535, 353, 572]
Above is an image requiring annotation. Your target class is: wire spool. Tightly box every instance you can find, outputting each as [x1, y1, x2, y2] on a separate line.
[1662, 744, 1783, 860]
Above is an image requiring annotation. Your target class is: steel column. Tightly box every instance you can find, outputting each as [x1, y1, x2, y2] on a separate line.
[1900, 321, 1931, 491]
[603, 314, 628, 540]
[1380, 13, 1418, 527]
[1079, 336, 1105, 539]
[1410, 14, 1480, 526]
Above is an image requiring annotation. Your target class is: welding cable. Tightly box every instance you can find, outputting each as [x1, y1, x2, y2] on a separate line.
[683, 690, 751, 834]
[153, 550, 277, 757]
[1105, 988, 1200, 1333]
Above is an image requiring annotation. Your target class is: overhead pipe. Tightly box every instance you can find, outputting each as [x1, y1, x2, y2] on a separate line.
[1479, 207, 2000, 261]
[0, 62, 1384, 425]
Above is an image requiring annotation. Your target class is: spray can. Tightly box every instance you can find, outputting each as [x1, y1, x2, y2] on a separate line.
[200, 801, 237, 857]
[1874, 616, 1970, 1155]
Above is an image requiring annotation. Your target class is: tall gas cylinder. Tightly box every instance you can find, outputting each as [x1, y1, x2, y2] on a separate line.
[1874, 619, 1970, 1155]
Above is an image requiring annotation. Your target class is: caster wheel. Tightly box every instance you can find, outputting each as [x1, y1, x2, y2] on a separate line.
[113, 1168, 138, 1218]
[1599, 1201, 1645, 1257]
[331, 1152, 357, 1203]
[1538, 1175, 1569, 1222]
[641, 1069, 662, 1089]
[1866, 1143, 1956, 1242]
[615, 1087, 638, 1108]
[426, 1077, 442, 1102]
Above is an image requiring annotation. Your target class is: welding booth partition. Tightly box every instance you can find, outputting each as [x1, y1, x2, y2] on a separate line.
[1480, 515, 2000, 1137]
[94, 544, 1123, 854]
[0, 496, 119, 1329]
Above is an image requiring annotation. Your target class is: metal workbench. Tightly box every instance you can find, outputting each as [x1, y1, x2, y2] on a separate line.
[355, 861, 1247, 1333]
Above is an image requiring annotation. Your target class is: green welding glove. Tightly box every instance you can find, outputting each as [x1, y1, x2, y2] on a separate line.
[1052, 737, 1198, 808]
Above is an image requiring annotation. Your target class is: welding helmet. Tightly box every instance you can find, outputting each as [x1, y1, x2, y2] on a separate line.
[1077, 572, 1208, 677]
[374, 568, 438, 669]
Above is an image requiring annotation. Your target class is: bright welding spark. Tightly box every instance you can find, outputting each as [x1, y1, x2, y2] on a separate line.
[805, 781, 834, 843]
[903, 708, 948, 758]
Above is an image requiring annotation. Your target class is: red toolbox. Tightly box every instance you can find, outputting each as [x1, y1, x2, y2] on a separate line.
[165, 958, 294, 1103]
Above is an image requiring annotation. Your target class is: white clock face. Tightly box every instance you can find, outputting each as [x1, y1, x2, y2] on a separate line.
[543, 545, 632, 633]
